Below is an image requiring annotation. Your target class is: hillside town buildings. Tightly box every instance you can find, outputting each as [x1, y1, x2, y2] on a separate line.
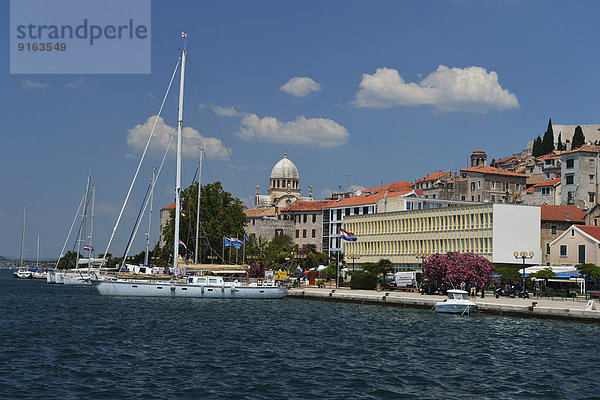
[157, 120, 600, 272]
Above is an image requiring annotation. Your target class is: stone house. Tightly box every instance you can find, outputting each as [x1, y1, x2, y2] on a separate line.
[549, 225, 600, 265]
[280, 200, 331, 252]
[244, 207, 294, 243]
[540, 205, 585, 265]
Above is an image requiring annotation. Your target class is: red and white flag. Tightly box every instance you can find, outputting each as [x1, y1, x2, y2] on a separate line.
[181, 32, 188, 38]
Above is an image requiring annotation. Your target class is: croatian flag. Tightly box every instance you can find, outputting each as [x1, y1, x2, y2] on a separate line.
[340, 228, 357, 242]
[83, 244, 94, 252]
[181, 32, 188, 38]
[178, 239, 187, 249]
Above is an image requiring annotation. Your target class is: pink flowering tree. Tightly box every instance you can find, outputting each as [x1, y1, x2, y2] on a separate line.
[423, 252, 495, 286]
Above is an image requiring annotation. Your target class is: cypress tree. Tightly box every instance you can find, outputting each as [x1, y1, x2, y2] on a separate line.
[572, 125, 585, 149]
[557, 133, 564, 151]
[540, 118, 554, 155]
[532, 136, 543, 157]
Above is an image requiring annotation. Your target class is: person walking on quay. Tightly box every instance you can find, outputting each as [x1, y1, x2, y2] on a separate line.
[460, 281, 466, 291]
[469, 281, 476, 300]
[480, 281, 485, 298]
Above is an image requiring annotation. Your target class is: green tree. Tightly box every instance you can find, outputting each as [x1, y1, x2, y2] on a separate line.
[539, 118, 555, 156]
[557, 133, 564, 151]
[378, 259, 394, 285]
[532, 136, 543, 157]
[572, 125, 585, 149]
[158, 181, 247, 265]
[577, 263, 600, 280]
[57, 250, 81, 269]
[531, 267, 555, 290]
[349, 270, 377, 290]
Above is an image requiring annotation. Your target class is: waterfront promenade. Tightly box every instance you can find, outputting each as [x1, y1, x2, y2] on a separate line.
[288, 286, 600, 322]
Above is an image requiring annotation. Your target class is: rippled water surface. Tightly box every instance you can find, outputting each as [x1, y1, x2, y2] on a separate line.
[1, 269, 599, 399]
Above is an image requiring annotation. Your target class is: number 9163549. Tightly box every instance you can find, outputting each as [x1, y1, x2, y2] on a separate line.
[17, 42, 67, 51]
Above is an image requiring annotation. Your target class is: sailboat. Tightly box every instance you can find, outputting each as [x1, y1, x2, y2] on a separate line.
[13, 206, 32, 279]
[94, 48, 286, 299]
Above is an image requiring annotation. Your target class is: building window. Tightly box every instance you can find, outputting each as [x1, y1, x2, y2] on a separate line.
[571, 229, 575, 237]
[477, 181, 481, 189]
[354, 207, 359, 215]
[312, 214, 317, 223]
[275, 229, 283, 236]
[591, 175, 595, 183]
[546, 243, 550, 254]
[303, 214, 307, 223]
[345, 208, 350, 216]
[363, 206, 369, 214]
[252, 219, 255, 226]
[471, 182, 475, 191]
[568, 191, 573, 201]
[303, 229, 306, 238]
[491, 181, 496, 189]
[560, 244, 567, 256]
[516, 183, 520, 191]
[312, 229, 316, 238]
[491, 195, 495, 202]
[566, 175, 574, 185]
[295, 229, 299, 238]
[541, 187, 550, 195]
[461, 196, 466, 201]
[589, 193, 596, 203]
[337, 209, 342, 220]
[566, 159, 574, 168]
[477, 195, 481, 201]
[551, 225, 557, 235]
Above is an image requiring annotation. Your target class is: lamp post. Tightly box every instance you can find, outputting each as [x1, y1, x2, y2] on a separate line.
[415, 251, 429, 269]
[347, 254, 360, 271]
[514, 251, 534, 290]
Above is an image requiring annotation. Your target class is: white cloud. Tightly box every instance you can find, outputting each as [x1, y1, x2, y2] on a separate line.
[127, 115, 230, 160]
[213, 105, 244, 117]
[236, 114, 349, 148]
[21, 79, 49, 89]
[66, 77, 93, 88]
[354, 65, 519, 113]
[280, 77, 321, 97]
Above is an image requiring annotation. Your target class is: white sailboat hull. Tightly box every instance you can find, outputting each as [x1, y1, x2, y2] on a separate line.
[95, 280, 287, 299]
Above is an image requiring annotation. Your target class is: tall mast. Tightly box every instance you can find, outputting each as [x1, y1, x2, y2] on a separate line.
[173, 49, 186, 273]
[88, 184, 96, 272]
[36, 234, 40, 269]
[76, 175, 91, 269]
[194, 148, 203, 264]
[145, 168, 155, 266]
[19, 205, 25, 268]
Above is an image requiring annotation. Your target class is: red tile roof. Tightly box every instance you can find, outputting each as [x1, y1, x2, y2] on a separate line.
[162, 203, 176, 210]
[540, 205, 585, 223]
[283, 200, 331, 212]
[495, 155, 516, 164]
[561, 145, 600, 155]
[576, 225, 600, 241]
[416, 171, 451, 182]
[244, 207, 278, 218]
[537, 153, 560, 160]
[324, 190, 413, 208]
[460, 166, 528, 178]
[364, 181, 412, 193]
[533, 177, 561, 187]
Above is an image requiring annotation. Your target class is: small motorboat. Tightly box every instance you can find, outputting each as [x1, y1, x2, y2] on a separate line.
[435, 289, 476, 314]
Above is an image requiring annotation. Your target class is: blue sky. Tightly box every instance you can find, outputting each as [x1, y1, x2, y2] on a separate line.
[2, 0, 600, 259]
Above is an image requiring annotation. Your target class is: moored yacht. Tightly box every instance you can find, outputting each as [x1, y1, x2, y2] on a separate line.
[435, 289, 476, 314]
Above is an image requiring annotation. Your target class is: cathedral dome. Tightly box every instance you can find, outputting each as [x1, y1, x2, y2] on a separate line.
[270, 153, 299, 180]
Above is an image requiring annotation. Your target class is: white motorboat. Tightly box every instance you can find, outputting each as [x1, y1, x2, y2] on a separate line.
[435, 289, 476, 314]
[13, 268, 32, 279]
[95, 275, 287, 298]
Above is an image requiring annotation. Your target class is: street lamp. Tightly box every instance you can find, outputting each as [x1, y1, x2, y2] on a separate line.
[347, 253, 360, 271]
[415, 251, 429, 269]
[514, 251, 534, 290]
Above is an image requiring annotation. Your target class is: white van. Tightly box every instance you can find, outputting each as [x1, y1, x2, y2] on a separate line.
[394, 271, 418, 287]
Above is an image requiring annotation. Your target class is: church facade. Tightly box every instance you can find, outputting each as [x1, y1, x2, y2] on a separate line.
[254, 152, 313, 208]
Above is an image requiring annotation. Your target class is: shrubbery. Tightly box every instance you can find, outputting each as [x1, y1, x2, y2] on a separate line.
[350, 270, 377, 290]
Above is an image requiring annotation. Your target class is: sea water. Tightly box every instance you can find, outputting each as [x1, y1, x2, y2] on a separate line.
[0, 269, 598, 399]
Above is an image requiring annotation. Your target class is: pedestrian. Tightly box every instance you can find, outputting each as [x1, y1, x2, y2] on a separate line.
[460, 281, 466, 291]
[481, 281, 485, 298]
[469, 281, 476, 299]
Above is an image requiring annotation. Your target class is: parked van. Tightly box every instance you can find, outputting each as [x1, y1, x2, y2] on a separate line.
[394, 271, 419, 287]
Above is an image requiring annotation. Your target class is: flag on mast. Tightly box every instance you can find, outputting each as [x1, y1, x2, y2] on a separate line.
[339, 228, 357, 242]
[181, 32, 188, 38]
